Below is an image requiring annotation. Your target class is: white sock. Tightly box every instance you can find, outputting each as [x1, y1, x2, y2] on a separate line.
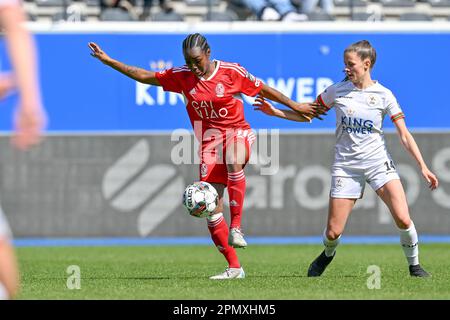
[399, 220, 419, 266]
[0, 283, 9, 300]
[207, 212, 223, 222]
[323, 229, 340, 257]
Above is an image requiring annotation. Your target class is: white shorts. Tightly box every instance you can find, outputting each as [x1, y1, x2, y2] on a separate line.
[0, 206, 12, 239]
[330, 160, 400, 199]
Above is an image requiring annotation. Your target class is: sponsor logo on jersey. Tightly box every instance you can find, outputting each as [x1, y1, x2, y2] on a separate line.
[347, 108, 356, 116]
[189, 87, 196, 96]
[216, 82, 225, 97]
[367, 94, 379, 107]
[201, 163, 208, 177]
[341, 116, 374, 134]
[337, 95, 353, 99]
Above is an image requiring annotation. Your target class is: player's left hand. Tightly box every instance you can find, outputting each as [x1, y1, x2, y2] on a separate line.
[422, 167, 438, 190]
[253, 95, 277, 116]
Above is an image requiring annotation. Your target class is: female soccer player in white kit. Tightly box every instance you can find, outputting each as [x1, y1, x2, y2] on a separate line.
[254, 40, 439, 277]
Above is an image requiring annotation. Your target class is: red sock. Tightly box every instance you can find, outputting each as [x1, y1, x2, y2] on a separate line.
[227, 170, 246, 229]
[207, 213, 240, 268]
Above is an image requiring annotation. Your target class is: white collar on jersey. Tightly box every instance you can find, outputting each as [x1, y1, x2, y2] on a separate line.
[200, 60, 220, 81]
[351, 80, 379, 91]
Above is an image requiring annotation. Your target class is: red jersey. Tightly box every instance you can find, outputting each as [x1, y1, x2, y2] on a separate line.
[155, 60, 263, 137]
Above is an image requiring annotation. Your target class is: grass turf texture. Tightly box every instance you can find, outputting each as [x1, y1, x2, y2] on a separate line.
[16, 244, 450, 299]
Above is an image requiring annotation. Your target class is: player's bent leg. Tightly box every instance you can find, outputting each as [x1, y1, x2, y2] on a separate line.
[0, 237, 19, 299]
[226, 137, 250, 248]
[376, 179, 431, 277]
[308, 197, 355, 277]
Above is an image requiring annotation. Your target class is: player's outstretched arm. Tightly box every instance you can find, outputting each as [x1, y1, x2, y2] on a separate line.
[88, 42, 161, 86]
[394, 118, 439, 190]
[259, 84, 327, 120]
[253, 95, 310, 122]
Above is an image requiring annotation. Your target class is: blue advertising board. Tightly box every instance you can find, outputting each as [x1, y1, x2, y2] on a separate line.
[0, 31, 449, 131]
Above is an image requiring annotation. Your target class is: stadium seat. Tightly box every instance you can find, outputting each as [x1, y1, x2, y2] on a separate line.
[85, 0, 100, 6]
[399, 12, 433, 20]
[100, 8, 136, 21]
[185, 0, 220, 6]
[307, 11, 335, 20]
[27, 13, 38, 21]
[35, 0, 66, 7]
[226, 0, 254, 20]
[203, 10, 239, 21]
[334, 0, 369, 7]
[52, 9, 87, 22]
[351, 12, 384, 21]
[379, 0, 416, 7]
[426, 0, 450, 6]
[149, 11, 185, 21]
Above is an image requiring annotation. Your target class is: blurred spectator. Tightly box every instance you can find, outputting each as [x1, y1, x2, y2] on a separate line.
[140, 0, 174, 21]
[301, 0, 334, 15]
[236, 0, 308, 21]
[100, 0, 139, 20]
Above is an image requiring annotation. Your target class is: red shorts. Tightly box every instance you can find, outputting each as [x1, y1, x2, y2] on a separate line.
[199, 129, 256, 185]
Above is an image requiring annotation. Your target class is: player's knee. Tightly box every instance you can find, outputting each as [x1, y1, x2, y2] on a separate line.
[225, 149, 247, 168]
[325, 229, 341, 241]
[396, 216, 412, 230]
[226, 163, 244, 173]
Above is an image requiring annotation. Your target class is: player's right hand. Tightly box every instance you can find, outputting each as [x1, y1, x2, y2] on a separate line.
[88, 42, 110, 64]
[293, 102, 327, 120]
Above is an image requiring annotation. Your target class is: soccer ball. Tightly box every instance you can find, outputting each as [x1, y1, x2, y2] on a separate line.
[182, 181, 219, 218]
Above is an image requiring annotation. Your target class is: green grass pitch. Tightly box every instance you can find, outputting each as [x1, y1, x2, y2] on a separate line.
[16, 244, 450, 300]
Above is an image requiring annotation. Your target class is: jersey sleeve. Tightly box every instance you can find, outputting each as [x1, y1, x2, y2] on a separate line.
[316, 84, 336, 110]
[385, 91, 405, 123]
[155, 68, 183, 94]
[232, 65, 264, 97]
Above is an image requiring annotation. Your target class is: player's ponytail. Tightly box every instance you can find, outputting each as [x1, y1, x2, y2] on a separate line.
[344, 40, 377, 70]
[182, 33, 210, 55]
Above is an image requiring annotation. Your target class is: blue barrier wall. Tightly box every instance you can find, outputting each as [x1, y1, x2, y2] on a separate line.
[1, 31, 449, 131]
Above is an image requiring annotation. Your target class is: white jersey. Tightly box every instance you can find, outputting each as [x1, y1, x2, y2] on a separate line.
[317, 80, 404, 175]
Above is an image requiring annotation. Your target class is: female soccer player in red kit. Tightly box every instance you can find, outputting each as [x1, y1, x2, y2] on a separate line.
[89, 33, 321, 279]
